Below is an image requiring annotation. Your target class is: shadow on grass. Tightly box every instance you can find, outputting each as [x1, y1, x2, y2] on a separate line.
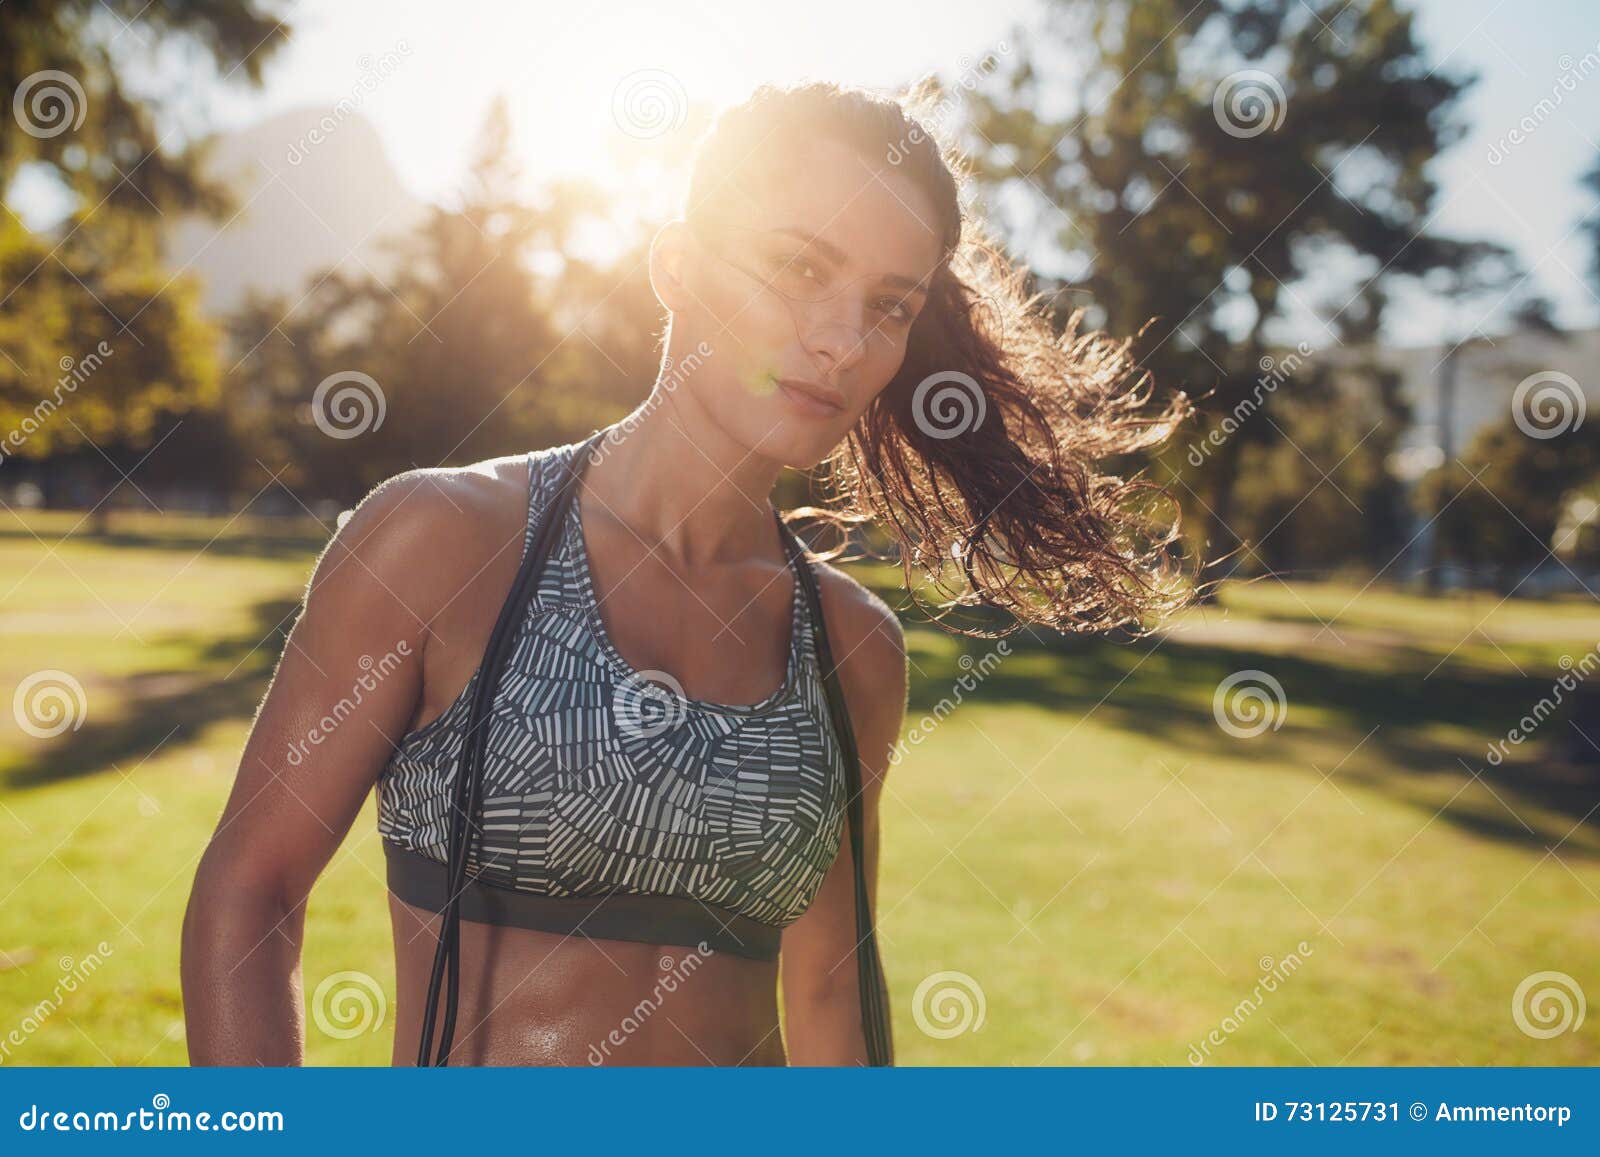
[899, 613, 1600, 856]
[7, 557, 1596, 860]
[2, 595, 299, 792]
[0, 520, 329, 561]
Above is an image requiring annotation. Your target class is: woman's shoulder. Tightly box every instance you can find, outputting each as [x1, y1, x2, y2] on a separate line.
[354, 439, 587, 537]
[806, 557, 907, 718]
[803, 557, 907, 783]
[325, 444, 577, 612]
[356, 451, 530, 543]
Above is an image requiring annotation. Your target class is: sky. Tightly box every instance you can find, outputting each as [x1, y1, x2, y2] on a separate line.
[124, 0, 1600, 347]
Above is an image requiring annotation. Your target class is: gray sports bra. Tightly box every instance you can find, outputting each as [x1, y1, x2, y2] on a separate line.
[376, 437, 848, 955]
[378, 430, 892, 1068]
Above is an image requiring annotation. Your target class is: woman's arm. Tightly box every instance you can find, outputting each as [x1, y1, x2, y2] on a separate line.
[180, 472, 454, 1065]
[780, 570, 906, 1065]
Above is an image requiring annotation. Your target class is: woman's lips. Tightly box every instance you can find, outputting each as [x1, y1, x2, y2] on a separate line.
[777, 378, 846, 418]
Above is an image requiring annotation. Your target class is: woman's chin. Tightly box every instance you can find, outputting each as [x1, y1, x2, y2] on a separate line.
[749, 415, 846, 470]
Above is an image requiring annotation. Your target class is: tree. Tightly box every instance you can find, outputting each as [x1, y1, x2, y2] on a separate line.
[961, 0, 1523, 582]
[1419, 415, 1600, 593]
[1583, 155, 1600, 295]
[1, 2, 288, 204]
[224, 96, 646, 501]
[0, 1, 290, 524]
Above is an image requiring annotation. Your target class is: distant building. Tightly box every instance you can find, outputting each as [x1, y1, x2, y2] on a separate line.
[1351, 328, 1598, 592]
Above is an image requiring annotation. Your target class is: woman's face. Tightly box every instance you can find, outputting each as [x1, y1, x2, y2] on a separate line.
[657, 135, 947, 468]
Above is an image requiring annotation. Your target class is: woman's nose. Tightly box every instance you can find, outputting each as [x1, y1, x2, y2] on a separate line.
[800, 303, 872, 377]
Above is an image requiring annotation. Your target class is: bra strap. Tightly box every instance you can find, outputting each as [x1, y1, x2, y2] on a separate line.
[416, 432, 894, 1066]
[417, 430, 602, 1066]
[774, 510, 895, 1067]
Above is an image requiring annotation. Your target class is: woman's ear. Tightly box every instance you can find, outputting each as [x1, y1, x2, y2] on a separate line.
[647, 219, 696, 313]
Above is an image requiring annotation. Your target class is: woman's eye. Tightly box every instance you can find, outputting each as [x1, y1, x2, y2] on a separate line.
[769, 253, 823, 286]
[875, 297, 914, 325]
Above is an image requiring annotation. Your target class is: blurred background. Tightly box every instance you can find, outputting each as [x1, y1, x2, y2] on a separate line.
[1, 0, 1596, 1065]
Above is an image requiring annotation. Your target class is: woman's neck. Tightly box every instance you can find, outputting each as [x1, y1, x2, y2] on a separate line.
[580, 373, 785, 569]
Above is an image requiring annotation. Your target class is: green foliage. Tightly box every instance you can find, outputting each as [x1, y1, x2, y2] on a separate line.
[0, 1, 290, 507]
[1418, 416, 1600, 591]
[1, 1, 290, 207]
[1227, 356, 1413, 577]
[963, 0, 1514, 570]
[222, 97, 658, 499]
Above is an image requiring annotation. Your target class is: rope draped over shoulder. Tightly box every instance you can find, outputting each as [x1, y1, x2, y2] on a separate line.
[414, 429, 591, 1066]
[773, 509, 894, 1067]
[416, 428, 893, 1066]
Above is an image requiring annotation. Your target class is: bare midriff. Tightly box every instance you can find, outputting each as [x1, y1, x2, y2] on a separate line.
[386, 893, 787, 1066]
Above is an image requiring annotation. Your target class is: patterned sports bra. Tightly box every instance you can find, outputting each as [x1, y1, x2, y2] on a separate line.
[376, 435, 851, 961]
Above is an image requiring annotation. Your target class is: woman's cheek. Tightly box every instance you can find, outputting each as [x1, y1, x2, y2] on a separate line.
[727, 340, 787, 408]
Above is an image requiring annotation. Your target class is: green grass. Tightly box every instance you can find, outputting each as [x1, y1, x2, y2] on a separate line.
[2, 509, 1597, 1066]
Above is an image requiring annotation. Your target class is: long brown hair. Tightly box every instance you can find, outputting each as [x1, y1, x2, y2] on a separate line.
[685, 80, 1201, 639]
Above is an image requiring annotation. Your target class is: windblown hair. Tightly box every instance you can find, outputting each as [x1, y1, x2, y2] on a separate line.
[685, 80, 1202, 639]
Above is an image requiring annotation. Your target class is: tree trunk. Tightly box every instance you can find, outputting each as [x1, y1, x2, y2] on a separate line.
[1194, 420, 1246, 604]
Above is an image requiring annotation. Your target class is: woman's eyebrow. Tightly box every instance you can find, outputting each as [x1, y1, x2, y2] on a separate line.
[769, 225, 930, 295]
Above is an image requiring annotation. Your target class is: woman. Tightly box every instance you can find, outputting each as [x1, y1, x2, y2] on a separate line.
[180, 81, 1193, 1066]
